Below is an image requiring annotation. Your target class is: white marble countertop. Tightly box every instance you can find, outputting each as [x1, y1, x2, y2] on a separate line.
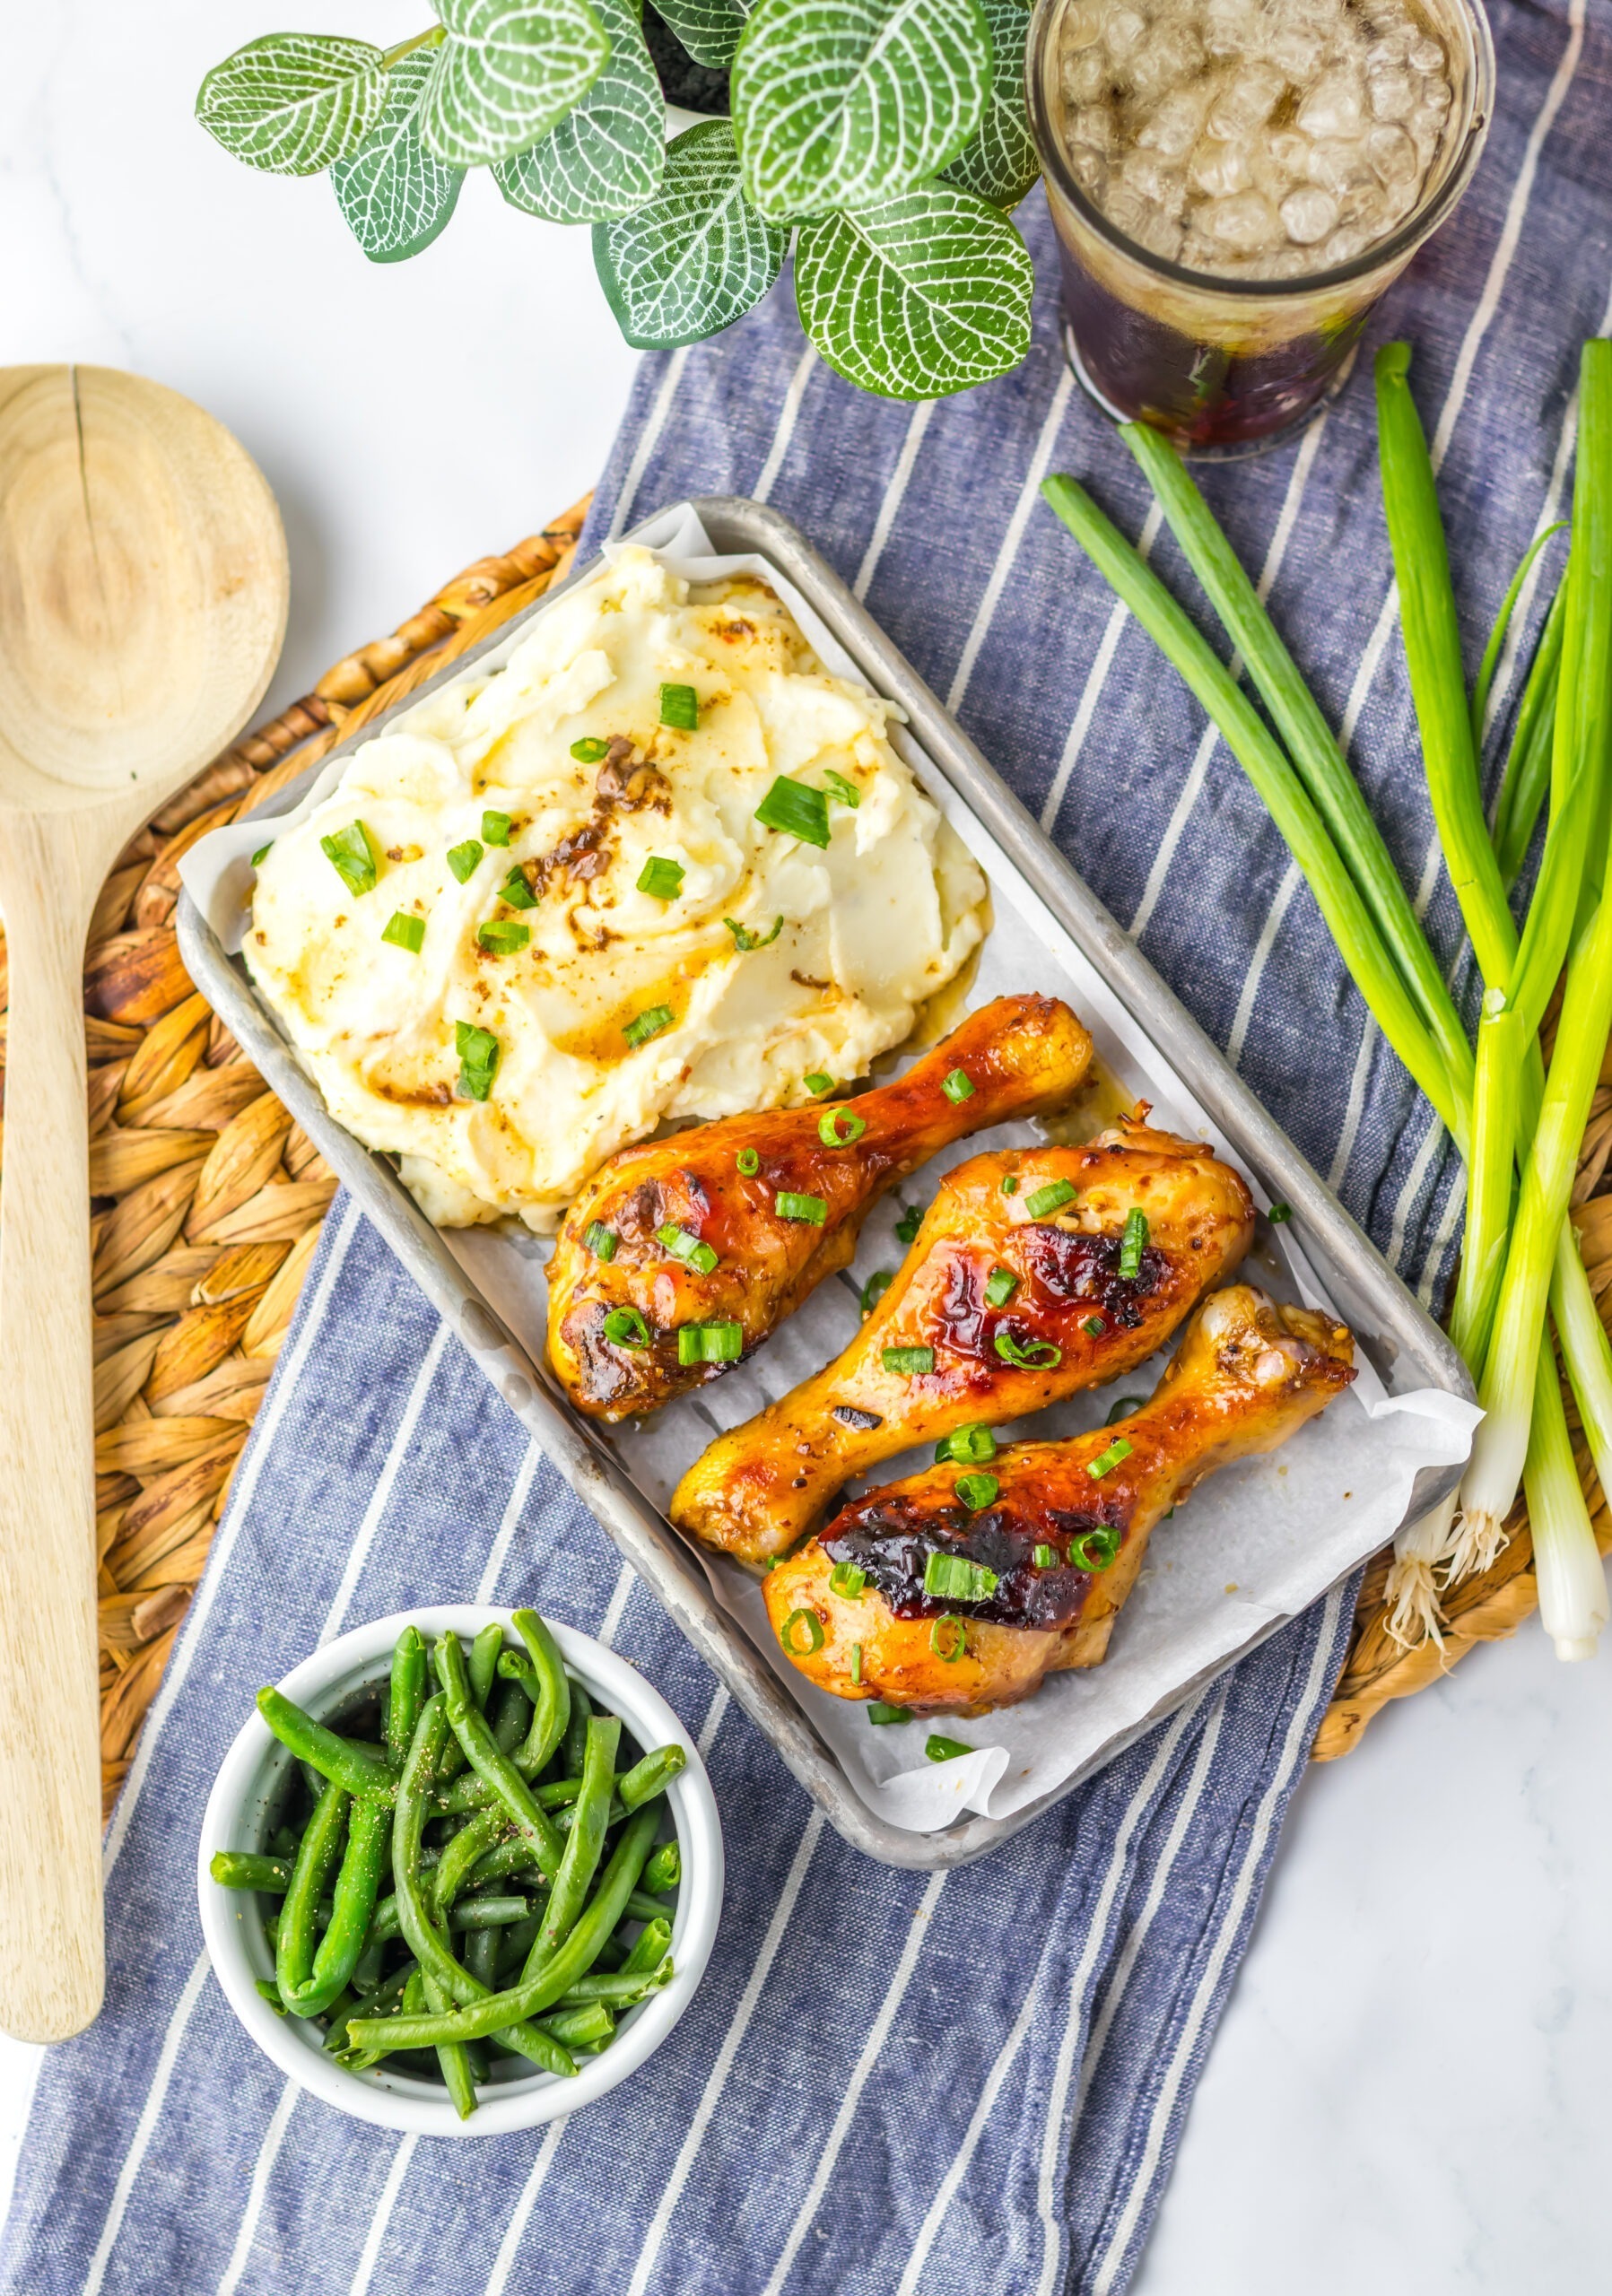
[4, 5, 1608, 2288]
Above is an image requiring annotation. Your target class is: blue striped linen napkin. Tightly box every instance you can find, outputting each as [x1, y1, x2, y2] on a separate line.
[4, 2, 1606, 2284]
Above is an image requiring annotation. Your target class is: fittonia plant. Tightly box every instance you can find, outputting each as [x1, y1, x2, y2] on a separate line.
[196, 0, 1041, 401]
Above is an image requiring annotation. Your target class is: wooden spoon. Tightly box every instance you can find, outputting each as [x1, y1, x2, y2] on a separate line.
[0, 367, 287, 2040]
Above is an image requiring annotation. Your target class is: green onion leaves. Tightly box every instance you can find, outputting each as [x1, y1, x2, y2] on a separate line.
[924, 1550, 999, 1600]
[638, 855, 685, 900]
[500, 867, 538, 910]
[942, 1067, 974, 1104]
[929, 1615, 967, 1662]
[829, 1560, 867, 1598]
[1119, 1207, 1148, 1279]
[994, 1329, 1061, 1370]
[677, 1320, 743, 1364]
[1032, 1543, 1057, 1568]
[925, 1734, 971, 1761]
[447, 839, 484, 883]
[1070, 1526, 1120, 1571]
[736, 1147, 761, 1177]
[935, 1423, 995, 1465]
[657, 1222, 719, 1274]
[582, 1221, 618, 1262]
[819, 1107, 867, 1147]
[321, 820, 379, 895]
[725, 914, 784, 952]
[482, 810, 513, 846]
[477, 920, 529, 954]
[1086, 1437, 1132, 1480]
[623, 1005, 675, 1048]
[754, 776, 830, 848]
[454, 1021, 500, 1102]
[571, 736, 611, 762]
[823, 769, 860, 808]
[780, 1607, 824, 1656]
[861, 1269, 893, 1316]
[867, 1701, 911, 1725]
[602, 1305, 650, 1348]
[1024, 1178, 1076, 1220]
[882, 1344, 934, 1377]
[775, 1191, 827, 1224]
[804, 1071, 833, 1096]
[983, 1266, 1018, 1308]
[659, 683, 700, 731]
[382, 910, 425, 952]
[954, 1473, 999, 1511]
[894, 1202, 924, 1245]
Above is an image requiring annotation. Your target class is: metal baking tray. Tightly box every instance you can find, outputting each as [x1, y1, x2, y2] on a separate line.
[179, 494, 1472, 1871]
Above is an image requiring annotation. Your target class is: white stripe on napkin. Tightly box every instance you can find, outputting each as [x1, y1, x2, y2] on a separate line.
[83, 1949, 212, 2296]
[609, 347, 693, 539]
[318, 1322, 452, 1646]
[1039, 502, 1163, 835]
[474, 1439, 544, 1604]
[348, 2133, 416, 2296]
[947, 369, 1076, 715]
[483, 2119, 572, 2296]
[104, 1197, 363, 1884]
[855, 402, 937, 600]
[754, 346, 819, 505]
[215, 2077, 299, 2296]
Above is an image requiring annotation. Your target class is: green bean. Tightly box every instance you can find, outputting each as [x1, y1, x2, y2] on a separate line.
[423, 1969, 479, 2119]
[436, 1630, 565, 1878]
[537, 2001, 614, 2049]
[210, 1850, 292, 1893]
[463, 1925, 500, 1989]
[321, 1987, 356, 2048]
[618, 1745, 686, 1812]
[431, 1764, 648, 1821]
[621, 1916, 673, 1977]
[389, 1694, 575, 2076]
[257, 1687, 399, 1803]
[344, 1804, 661, 2050]
[281, 1790, 390, 2020]
[490, 1675, 529, 1756]
[494, 1910, 545, 1979]
[385, 1624, 427, 1764]
[432, 1806, 507, 1917]
[431, 1637, 469, 1783]
[523, 1713, 620, 1979]
[350, 1934, 385, 1996]
[367, 1892, 533, 1947]
[330, 1957, 418, 2069]
[255, 1978, 286, 2015]
[549, 1964, 672, 2009]
[640, 1840, 680, 1895]
[559, 1674, 591, 1779]
[465, 1837, 541, 1892]
[274, 1779, 350, 2016]
[625, 1889, 675, 1926]
[512, 1609, 571, 1774]
[469, 1623, 505, 1712]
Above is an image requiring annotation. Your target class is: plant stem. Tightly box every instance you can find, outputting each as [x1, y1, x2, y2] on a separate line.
[1446, 987, 1520, 1374]
[1491, 583, 1565, 890]
[1472, 523, 1568, 756]
[382, 25, 445, 66]
[1524, 1320, 1607, 1662]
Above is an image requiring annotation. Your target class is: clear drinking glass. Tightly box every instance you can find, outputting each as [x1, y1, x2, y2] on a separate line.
[1026, 0, 1495, 455]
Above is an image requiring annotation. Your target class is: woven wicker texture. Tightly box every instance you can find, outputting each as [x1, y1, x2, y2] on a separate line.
[0, 497, 588, 1818]
[0, 483, 1599, 1811]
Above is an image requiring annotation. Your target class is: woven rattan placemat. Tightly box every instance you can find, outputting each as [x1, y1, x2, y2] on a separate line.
[13, 491, 1604, 1812]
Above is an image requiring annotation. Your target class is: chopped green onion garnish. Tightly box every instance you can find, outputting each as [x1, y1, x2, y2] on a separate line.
[861, 1269, 893, 1316]
[1071, 1526, 1121, 1571]
[983, 1266, 1018, 1309]
[936, 1424, 996, 1465]
[823, 769, 860, 809]
[724, 915, 783, 952]
[251, 842, 273, 867]
[1119, 1207, 1149, 1280]
[677, 1320, 744, 1365]
[1087, 1437, 1133, 1480]
[657, 1222, 719, 1276]
[994, 1329, 1061, 1370]
[819, 1107, 867, 1148]
[942, 1069, 975, 1105]
[925, 1551, 998, 1599]
[500, 867, 537, 910]
[850, 1642, 863, 1684]
[482, 810, 512, 847]
[883, 1345, 935, 1377]
[736, 1148, 761, 1177]
[571, 736, 611, 762]
[447, 839, 484, 883]
[1024, 1179, 1077, 1220]
[867, 1701, 911, 1725]
[780, 1607, 823, 1656]
[804, 1072, 833, 1096]
[926, 1734, 972, 1762]
[638, 855, 685, 901]
[381, 910, 424, 953]
[1268, 1201, 1293, 1224]
[954, 1473, 1000, 1512]
[454, 1021, 500, 1103]
[602, 1305, 650, 1348]
[320, 821, 379, 896]
[754, 776, 830, 848]
[1033, 1544, 1057, 1568]
[623, 1005, 675, 1048]
[582, 1222, 617, 1262]
[894, 1202, 924, 1245]
[829, 1561, 867, 1599]
[1001, 1175, 1018, 1195]
[1105, 1395, 1143, 1425]
[1083, 1316, 1106, 1336]
[929, 1615, 967, 1662]
[477, 920, 529, 954]
[659, 682, 700, 731]
[775, 1191, 827, 1225]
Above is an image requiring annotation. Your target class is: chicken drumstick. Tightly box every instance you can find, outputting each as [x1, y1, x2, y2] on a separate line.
[670, 1114, 1256, 1562]
[546, 994, 1093, 1422]
[763, 1285, 1355, 1711]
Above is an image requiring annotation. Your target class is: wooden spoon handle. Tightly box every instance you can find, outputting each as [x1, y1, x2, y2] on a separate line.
[0, 819, 106, 2039]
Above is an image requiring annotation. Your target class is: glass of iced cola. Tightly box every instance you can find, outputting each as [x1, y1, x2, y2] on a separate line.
[1026, 0, 1494, 453]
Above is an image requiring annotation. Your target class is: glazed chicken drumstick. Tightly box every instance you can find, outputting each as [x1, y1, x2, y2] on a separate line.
[763, 1285, 1355, 1712]
[546, 995, 1093, 1422]
[670, 1113, 1256, 1562]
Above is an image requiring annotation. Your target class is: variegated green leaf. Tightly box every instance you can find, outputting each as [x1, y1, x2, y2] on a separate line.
[494, 0, 664, 223]
[732, 0, 991, 222]
[332, 52, 466, 261]
[651, 0, 753, 69]
[794, 184, 1032, 399]
[421, 0, 612, 169]
[942, 0, 1038, 208]
[196, 33, 387, 177]
[594, 120, 785, 347]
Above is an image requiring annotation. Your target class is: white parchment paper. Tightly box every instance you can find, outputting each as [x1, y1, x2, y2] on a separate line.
[181, 505, 1479, 1832]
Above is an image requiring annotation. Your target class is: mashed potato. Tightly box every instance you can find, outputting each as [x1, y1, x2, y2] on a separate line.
[246, 546, 988, 1231]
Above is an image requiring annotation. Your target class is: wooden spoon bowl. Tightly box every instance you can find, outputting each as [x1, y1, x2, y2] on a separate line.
[0, 367, 286, 2040]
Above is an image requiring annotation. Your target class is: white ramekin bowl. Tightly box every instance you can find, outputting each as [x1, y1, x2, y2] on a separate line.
[198, 1605, 723, 2137]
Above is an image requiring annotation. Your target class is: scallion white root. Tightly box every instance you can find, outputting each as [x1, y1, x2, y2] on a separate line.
[1524, 1324, 1608, 1662]
[1383, 1493, 1456, 1648]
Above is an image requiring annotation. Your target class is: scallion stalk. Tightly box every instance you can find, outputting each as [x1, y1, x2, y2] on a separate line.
[1040, 473, 1468, 1143]
[1548, 1225, 1612, 1537]
[1523, 1323, 1607, 1662]
[1445, 988, 1521, 1376]
[1491, 585, 1564, 890]
[1471, 523, 1567, 756]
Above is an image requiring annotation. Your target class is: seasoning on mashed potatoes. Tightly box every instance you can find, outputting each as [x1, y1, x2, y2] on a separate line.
[246, 545, 989, 1231]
